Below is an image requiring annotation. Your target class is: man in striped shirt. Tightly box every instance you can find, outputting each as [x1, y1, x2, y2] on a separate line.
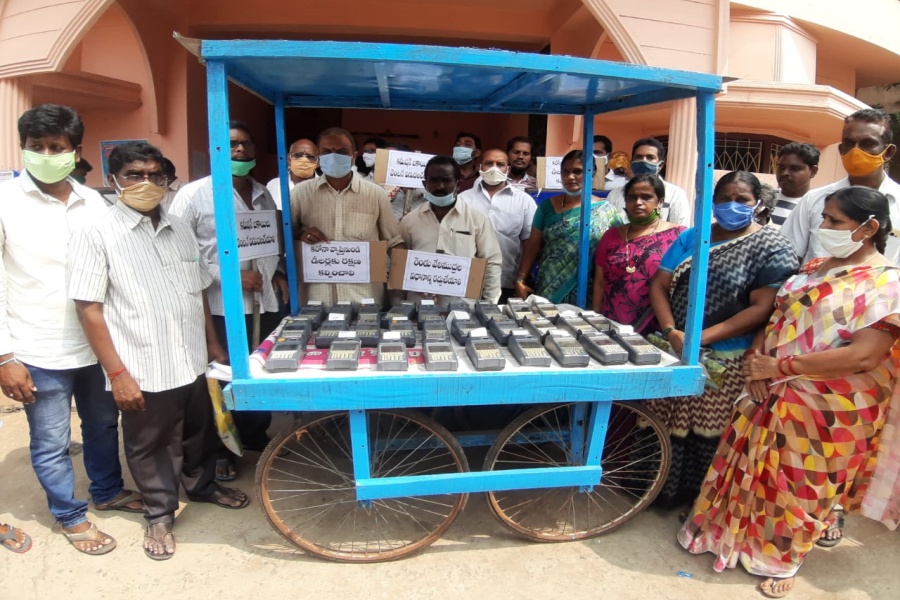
[771, 142, 819, 228]
[69, 142, 249, 561]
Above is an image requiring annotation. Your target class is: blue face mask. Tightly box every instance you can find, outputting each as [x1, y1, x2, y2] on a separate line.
[453, 146, 474, 165]
[630, 160, 660, 177]
[713, 200, 759, 231]
[424, 190, 456, 207]
[563, 188, 583, 197]
[319, 153, 353, 178]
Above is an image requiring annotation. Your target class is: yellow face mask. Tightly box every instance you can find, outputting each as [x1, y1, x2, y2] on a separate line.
[841, 146, 889, 177]
[290, 157, 317, 179]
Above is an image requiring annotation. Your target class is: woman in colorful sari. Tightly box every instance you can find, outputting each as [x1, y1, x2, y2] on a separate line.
[648, 171, 799, 509]
[592, 174, 685, 334]
[678, 187, 900, 598]
[514, 149, 623, 306]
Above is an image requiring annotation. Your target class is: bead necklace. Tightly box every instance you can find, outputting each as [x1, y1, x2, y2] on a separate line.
[624, 218, 660, 273]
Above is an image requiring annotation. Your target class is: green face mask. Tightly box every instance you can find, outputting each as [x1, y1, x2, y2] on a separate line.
[22, 150, 76, 184]
[629, 208, 660, 226]
[231, 159, 256, 177]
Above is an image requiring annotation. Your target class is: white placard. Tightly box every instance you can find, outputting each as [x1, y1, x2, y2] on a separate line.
[401, 250, 472, 298]
[236, 210, 280, 260]
[384, 150, 434, 188]
[302, 241, 371, 283]
[544, 156, 563, 189]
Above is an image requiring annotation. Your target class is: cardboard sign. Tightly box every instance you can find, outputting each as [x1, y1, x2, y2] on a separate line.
[388, 248, 487, 299]
[236, 210, 280, 260]
[536, 156, 606, 190]
[296, 240, 388, 284]
[374, 149, 434, 188]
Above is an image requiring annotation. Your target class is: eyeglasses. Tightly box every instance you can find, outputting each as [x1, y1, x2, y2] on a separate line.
[230, 140, 255, 150]
[290, 152, 318, 161]
[116, 173, 168, 187]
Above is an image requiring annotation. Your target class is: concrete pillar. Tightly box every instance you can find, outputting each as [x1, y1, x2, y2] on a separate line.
[666, 97, 698, 208]
[0, 77, 33, 171]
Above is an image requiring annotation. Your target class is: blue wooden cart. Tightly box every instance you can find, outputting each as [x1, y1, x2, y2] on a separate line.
[178, 36, 721, 562]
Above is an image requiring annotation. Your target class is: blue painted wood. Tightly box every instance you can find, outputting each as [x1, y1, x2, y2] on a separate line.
[223, 364, 706, 412]
[199, 40, 722, 92]
[206, 60, 251, 380]
[569, 402, 588, 463]
[582, 401, 612, 468]
[273, 95, 300, 314]
[681, 92, 716, 367]
[348, 409, 372, 483]
[354, 465, 603, 500]
[576, 111, 595, 308]
[284, 95, 588, 115]
[373, 62, 391, 108]
[484, 72, 555, 107]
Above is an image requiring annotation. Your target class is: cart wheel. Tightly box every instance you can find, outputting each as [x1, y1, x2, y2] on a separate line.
[483, 401, 670, 542]
[256, 410, 469, 562]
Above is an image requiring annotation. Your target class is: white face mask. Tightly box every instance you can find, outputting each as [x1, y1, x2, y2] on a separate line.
[480, 166, 508, 186]
[362, 152, 376, 168]
[816, 217, 875, 259]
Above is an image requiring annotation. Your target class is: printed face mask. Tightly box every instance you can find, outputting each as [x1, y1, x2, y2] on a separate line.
[22, 150, 76, 184]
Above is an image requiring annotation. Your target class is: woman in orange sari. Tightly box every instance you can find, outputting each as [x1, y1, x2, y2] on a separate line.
[678, 187, 900, 598]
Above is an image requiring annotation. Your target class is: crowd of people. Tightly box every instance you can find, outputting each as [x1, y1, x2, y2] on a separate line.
[0, 101, 898, 598]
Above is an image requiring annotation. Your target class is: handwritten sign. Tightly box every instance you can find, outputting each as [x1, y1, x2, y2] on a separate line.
[544, 156, 564, 189]
[383, 150, 434, 188]
[401, 250, 472, 297]
[236, 210, 280, 260]
[301, 241, 371, 283]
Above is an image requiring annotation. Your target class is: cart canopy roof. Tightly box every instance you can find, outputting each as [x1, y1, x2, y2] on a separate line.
[178, 36, 722, 115]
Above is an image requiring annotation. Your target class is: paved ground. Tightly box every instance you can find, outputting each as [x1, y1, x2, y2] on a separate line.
[1, 401, 897, 600]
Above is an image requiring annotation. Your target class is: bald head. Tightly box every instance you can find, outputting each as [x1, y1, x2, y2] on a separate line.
[288, 138, 319, 182]
[290, 139, 318, 157]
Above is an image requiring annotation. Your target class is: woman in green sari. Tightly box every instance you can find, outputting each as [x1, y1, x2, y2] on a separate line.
[515, 150, 624, 306]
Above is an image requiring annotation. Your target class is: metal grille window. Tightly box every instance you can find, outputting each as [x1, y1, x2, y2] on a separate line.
[653, 134, 791, 175]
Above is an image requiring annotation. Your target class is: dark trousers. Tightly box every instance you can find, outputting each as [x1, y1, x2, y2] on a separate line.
[121, 375, 218, 524]
[212, 312, 283, 451]
[499, 287, 517, 304]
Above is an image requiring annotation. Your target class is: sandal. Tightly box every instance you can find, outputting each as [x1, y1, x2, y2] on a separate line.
[215, 457, 237, 482]
[188, 486, 250, 509]
[143, 522, 175, 561]
[816, 510, 844, 548]
[62, 522, 117, 555]
[93, 489, 145, 513]
[759, 577, 795, 598]
[0, 524, 32, 554]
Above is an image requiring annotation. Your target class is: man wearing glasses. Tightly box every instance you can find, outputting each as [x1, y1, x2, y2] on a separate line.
[291, 127, 404, 307]
[170, 121, 287, 481]
[266, 138, 319, 211]
[0, 104, 142, 556]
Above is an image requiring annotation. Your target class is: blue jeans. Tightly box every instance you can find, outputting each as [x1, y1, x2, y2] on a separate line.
[23, 362, 124, 529]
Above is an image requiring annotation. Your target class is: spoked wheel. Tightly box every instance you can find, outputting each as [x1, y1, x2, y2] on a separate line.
[483, 401, 670, 541]
[257, 410, 469, 562]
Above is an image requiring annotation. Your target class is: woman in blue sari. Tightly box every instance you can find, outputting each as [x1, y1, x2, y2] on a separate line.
[515, 150, 623, 306]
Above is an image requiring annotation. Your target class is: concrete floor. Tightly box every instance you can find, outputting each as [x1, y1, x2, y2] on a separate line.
[1, 402, 897, 600]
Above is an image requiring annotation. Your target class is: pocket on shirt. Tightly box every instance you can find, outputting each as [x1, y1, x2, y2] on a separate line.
[343, 204, 378, 241]
[166, 261, 208, 294]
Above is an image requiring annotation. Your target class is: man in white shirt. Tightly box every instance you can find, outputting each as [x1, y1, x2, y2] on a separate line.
[459, 148, 536, 302]
[782, 109, 900, 264]
[606, 137, 690, 226]
[399, 155, 502, 305]
[171, 122, 288, 478]
[770, 142, 819, 228]
[265, 138, 319, 211]
[70, 141, 247, 560]
[0, 104, 141, 556]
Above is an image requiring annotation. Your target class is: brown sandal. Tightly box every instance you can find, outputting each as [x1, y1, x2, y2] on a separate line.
[143, 522, 175, 561]
[62, 522, 116, 555]
[93, 489, 145, 513]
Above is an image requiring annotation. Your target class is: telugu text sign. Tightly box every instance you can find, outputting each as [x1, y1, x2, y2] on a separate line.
[301, 241, 372, 283]
[236, 210, 280, 260]
[383, 150, 435, 188]
[401, 250, 473, 297]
